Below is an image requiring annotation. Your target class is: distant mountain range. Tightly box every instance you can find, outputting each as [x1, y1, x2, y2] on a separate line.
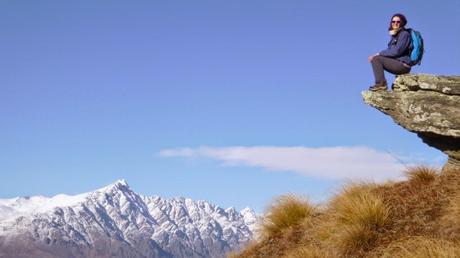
[0, 180, 257, 258]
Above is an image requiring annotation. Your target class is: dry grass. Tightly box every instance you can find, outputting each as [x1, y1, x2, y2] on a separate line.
[260, 194, 316, 238]
[374, 236, 460, 258]
[405, 165, 438, 184]
[320, 183, 390, 255]
[233, 223, 316, 258]
[440, 190, 460, 240]
[281, 245, 332, 258]
[231, 166, 460, 258]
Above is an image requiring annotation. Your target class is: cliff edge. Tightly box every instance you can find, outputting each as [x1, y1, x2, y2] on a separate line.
[232, 74, 460, 258]
[362, 74, 460, 170]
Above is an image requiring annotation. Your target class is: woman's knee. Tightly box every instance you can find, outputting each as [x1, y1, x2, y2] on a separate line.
[371, 55, 384, 64]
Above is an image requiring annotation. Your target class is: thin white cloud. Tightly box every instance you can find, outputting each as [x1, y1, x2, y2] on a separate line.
[159, 146, 413, 181]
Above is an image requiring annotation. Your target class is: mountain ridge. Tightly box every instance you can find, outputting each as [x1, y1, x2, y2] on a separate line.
[0, 180, 256, 258]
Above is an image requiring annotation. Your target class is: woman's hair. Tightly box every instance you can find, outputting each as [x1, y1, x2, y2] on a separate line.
[388, 13, 407, 31]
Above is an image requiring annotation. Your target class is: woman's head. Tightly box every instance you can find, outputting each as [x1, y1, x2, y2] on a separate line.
[388, 13, 407, 31]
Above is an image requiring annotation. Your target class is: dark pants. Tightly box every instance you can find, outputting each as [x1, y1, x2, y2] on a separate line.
[371, 55, 411, 84]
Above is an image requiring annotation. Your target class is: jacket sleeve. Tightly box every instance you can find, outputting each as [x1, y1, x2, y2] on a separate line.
[379, 31, 411, 57]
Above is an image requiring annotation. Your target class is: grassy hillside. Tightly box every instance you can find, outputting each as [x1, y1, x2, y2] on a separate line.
[230, 166, 460, 258]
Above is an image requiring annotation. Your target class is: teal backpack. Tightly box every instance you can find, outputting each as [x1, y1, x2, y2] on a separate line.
[407, 28, 424, 66]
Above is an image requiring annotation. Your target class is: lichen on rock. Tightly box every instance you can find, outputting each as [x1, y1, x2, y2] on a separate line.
[362, 73, 460, 169]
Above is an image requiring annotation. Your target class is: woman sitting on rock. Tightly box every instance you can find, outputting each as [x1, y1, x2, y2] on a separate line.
[368, 13, 412, 91]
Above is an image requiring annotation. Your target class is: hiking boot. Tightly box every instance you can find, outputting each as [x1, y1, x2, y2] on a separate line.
[369, 82, 388, 91]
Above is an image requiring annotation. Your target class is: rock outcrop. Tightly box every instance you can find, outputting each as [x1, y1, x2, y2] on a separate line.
[362, 74, 460, 170]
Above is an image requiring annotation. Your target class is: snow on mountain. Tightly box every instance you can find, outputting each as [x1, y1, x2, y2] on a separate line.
[0, 194, 88, 221]
[0, 180, 257, 258]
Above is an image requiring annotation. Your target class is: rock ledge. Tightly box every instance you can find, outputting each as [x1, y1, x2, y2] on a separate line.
[362, 74, 460, 169]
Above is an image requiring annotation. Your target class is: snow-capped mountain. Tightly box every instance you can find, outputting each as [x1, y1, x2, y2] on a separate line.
[0, 180, 257, 258]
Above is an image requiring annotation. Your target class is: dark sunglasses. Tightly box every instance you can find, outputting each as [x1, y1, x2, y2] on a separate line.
[391, 20, 401, 24]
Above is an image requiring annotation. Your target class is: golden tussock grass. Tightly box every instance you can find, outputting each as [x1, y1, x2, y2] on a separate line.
[405, 165, 438, 184]
[260, 194, 316, 238]
[319, 183, 389, 255]
[230, 166, 460, 258]
[440, 190, 460, 240]
[373, 236, 460, 258]
[281, 245, 333, 258]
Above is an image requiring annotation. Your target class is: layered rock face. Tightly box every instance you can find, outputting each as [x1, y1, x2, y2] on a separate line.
[362, 74, 460, 169]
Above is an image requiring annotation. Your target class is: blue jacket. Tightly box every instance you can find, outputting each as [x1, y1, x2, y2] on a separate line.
[379, 29, 412, 65]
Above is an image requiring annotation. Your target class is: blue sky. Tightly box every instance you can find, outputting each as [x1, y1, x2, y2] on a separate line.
[1, 0, 459, 212]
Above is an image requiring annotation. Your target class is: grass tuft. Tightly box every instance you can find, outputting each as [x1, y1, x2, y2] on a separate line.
[323, 183, 389, 254]
[404, 165, 438, 184]
[260, 194, 316, 238]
